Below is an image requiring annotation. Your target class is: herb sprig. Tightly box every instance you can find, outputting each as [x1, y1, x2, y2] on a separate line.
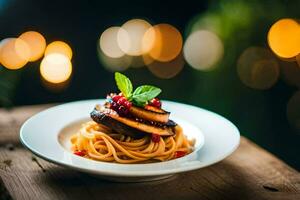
[114, 72, 161, 106]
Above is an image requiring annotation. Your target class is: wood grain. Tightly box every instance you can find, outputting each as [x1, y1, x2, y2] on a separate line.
[0, 104, 299, 200]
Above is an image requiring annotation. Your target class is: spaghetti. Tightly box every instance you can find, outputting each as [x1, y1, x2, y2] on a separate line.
[70, 121, 195, 163]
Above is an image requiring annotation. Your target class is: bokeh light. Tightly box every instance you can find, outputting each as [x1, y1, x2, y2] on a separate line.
[118, 19, 153, 56]
[0, 38, 30, 70]
[144, 24, 182, 62]
[268, 18, 300, 59]
[40, 53, 72, 84]
[44, 41, 73, 60]
[100, 26, 127, 58]
[145, 53, 184, 79]
[19, 31, 46, 61]
[183, 30, 223, 71]
[287, 91, 300, 133]
[237, 47, 279, 90]
[97, 27, 131, 72]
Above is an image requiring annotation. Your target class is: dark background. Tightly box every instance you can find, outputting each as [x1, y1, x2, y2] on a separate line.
[0, 0, 300, 169]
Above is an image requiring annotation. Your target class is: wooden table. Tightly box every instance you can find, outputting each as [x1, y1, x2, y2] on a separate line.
[0, 104, 299, 200]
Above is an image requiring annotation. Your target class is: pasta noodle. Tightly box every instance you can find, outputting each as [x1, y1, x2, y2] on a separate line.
[70, 121, 195, 163]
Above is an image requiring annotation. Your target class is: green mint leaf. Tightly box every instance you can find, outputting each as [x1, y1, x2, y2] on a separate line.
[114, 72, 133, 98]
[132, 99, 147, 107]
[132, 85, 161, 105]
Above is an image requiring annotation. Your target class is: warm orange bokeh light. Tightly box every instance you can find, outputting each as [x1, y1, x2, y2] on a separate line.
[268, 18, 300, 59]
[118, 19, 153, 56]
[40, 53, 72, 84]
[19, 31, 46, 61]
[0, 38, 30, 70]
[44, 41, 73, 59]
[143, 24, 183, 62]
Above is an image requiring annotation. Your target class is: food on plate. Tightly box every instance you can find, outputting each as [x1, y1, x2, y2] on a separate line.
[70, 72, 195, 163]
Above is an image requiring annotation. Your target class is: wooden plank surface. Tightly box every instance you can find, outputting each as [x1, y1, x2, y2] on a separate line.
[0, 104, 299, 200]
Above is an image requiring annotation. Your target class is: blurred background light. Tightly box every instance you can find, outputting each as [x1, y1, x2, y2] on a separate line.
[40, 53, 72, 84]
[145, 53, 184, 79]
[0, 38, 30, 70]
[287, 91, 300, 134]
[268, 18, 300, 59]
[44, 41, 73, 60]
[183, 30, 223, 71]
[100, 26, 127, 58]
[237, 47, 279, 90]
[19, 31, 46, 61]
[145, 24, 182, 62]
[118, 19, 153, 56]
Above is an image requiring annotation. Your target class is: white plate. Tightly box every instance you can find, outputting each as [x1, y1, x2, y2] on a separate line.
[20, 100, 240, 182]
